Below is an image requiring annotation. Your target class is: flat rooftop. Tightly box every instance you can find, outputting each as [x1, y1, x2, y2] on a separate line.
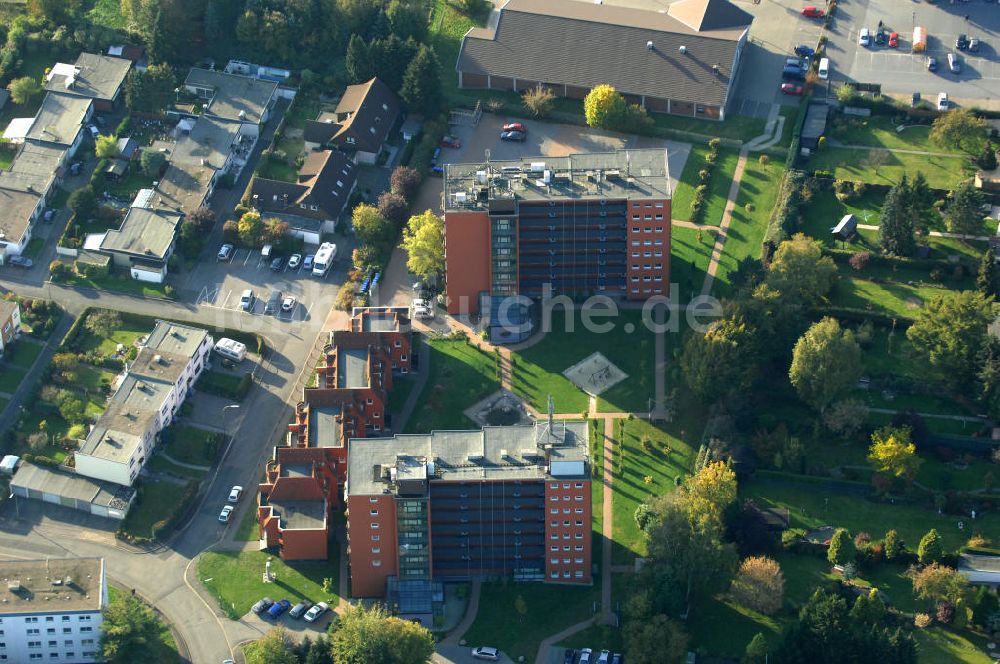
[143, 320, 209, 359]
[280, 463, 314, 478]
[184, 68, 278, 124]
[127, 347, 187, 384]
[0, 557, 105, 615]
[0, 186, 41, 246]
[346, 421, 589, 495]
[339, 348, 368, 389]
[100, 206, 181, 261]
[9, 462, 134, 511]
[362, 314, 399, 332]
[46, 53, 131, 102]
[26, 92, 92, 146]
[269, 499, 326, 530]
[443, 148, 671, 211]
[310, 404, 344, 448]
[6, 140, 67, 192]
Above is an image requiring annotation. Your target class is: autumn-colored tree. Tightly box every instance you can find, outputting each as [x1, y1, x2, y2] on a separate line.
[730, 556, 785, 615]
[401, 210, 444, 280]
[868, 426, 922, 481]
[910, 563, 969, 607]
[584, 84, 627, 129]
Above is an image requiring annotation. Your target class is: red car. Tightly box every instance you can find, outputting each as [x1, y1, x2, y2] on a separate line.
[781, 83, 804, 95]
[888, 32, 899, 48]
[502, 122, 525, 133]
[440, 135, 461, 149]
[801, 5, 824, 17]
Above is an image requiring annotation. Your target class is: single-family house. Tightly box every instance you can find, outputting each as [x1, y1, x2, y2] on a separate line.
[98, 206, 182, 283]
[45, 53, 132, 113]
[25, 92, 93, 156]
[302, 78, 400, 164]
[183, 68, 279, 137]
[248, 150, 357, 242]
[0, 187, 44, 258]
[150, 116, 242, 215]
[0, 300, 21, 355]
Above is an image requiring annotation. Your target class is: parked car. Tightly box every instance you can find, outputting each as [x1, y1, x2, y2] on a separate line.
[217, 244, 234, 261]
[610, 654, 623, 664]
[281, 296, 296, 313]
[564, 648, 578, 664]
[969, 37, 981, 53]
[267, 599, 292, 619]
[251, 597, 274, 614]
[218, 505, 234, 522]
[957, 33, 969, 51]
[440, 135, 461, 148]
[287, 253, 302, 270]
[937, 92, 949, 111]
[784, 57, 807, 69]
[500, 130, 526, 142]
[303, 601, 329, 622]
[288, 600, 312, 619]
[502, 122, 526, 133]
[801, 5, 824, 17]
[927, 56, 938, 72]
[7, 255, 32, 269]
[781, 65, 805, 81]
[780, 83, 804, 95]
[858, 27, 870, 47]
[794, 44, 815, 57]
[269, 255, 285, 271]
[228, 486, 243, 502]
[598, 651, 611, 664]
[302, 255, 314, 271]
[948, 52, 962, 74]
[471, 647, 500, 661]
[87, 124, 100, 139]
[911, 92, 921, 107]
[888, 31, 899, 48]
[875, 28, 887, 46]
[264, 290, 282, 315]
[239, 289, 255, 312]
[580, 649, 594, 664]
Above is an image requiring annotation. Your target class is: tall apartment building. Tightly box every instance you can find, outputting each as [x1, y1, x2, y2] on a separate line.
[0, 557, 106, 663]
[443, 149, 671, 342]
[345, 420, 591, 598]
[74, 321, 213, 486]
[258, 307, 413, 561]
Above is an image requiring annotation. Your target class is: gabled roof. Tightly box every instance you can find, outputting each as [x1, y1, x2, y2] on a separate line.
[330, 78, 401, 154]
[45, 53, 132, 103]
[668, 0, 754, 32]
[0, 186, 41, 247]
[457, 0, 751, 108]
[250, 149, 356, 221]
[303, 111, 341, 145]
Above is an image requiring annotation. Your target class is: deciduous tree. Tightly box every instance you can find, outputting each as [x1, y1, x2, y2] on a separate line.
[377, 191, 409, 227]
[6, 76, 41, 105]
[766, 233, 837, 304]
[584, 84, 627, 129]
[623, 614, 688, 664]
[330, 603, 434, 664]
[868, 426, 922, 481]
[245, 627, 296, 664]
[95, 135, 120, 159]
[99, 595, 163, 664]
[401, 210, 444, 280]
[730, 556, 785, 615]
[931, 107, 988, 154]
[823, 399, 869, 439]
[790, 318, 862, 412]
[84, 310, 122, 340]
[910, 562, 969, 606]
[237, 211, 264, 248]
[390, 166, 421, 201]
[352, 204, 394, 247]
[140, 149, 167, 177]
[906, 290, 994, 390]
[680, 315, 760, 403]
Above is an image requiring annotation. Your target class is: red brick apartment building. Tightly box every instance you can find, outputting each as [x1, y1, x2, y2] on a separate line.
[344, 420, 592, 598]
[258, 307, 412, 561]
[442, 149, 672, 343]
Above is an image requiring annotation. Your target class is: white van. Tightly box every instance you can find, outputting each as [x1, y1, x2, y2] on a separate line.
[214, 338, 247, 362]
[818, 57, 830, 80]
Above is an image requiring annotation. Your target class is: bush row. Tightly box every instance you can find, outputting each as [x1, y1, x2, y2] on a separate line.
[764, 169, 808, 245]
[689, 138, 722, 223]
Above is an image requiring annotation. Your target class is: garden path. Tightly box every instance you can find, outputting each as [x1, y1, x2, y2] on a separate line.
[701, 150, 749, 296]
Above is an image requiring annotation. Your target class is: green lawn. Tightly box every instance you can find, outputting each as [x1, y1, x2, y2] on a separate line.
[198, 547, 341, 619]
[103, 169, 155, 201]
[828, 116, 958, 154]
[234, 501, 261, 541]
[74, 363, 116, 393]
[3, 338, 43, 370]
[808, 147, 973, 189]
[107, 586, 180, 664]
[119, 479, 195, 539]
[915, 626, 994, 664]
[285, 94, 324, 129]
[671, 146, 740, 225]
[462, 581, 602, 661]
[166, 426, 222, 467]
[145, 453, 208, 481]
[0, 366, 28, 393]
[10, 410, 72, 462]
[653, 112, 767, 142]
[388, 373, 418, 415]
[73, 313, 149, 355]
[196, 369, 251, 400]
[742, 475, 1000, 552]
[558, 623, 624, 654]
[829, 276, 961, 319]
[671, 225, 715, 303]
[687, 592, 783, 658]
[405, 338, 499, 432]
[713, 157, 784, 296]
[62, 272, 175, 299]
[87, 0, 127, 29]
[510, 310, 655, 414]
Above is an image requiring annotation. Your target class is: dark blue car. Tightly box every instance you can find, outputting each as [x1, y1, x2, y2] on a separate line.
[794, 44, 815, 58]
[267, 599, 291, 619]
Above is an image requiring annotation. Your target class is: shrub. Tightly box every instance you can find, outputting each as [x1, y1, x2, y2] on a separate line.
[758, 154, 770, 165]
[849, 251, 872, 271]
[914, 613, 932, 628]
[729, 556, 785, 615]
[49, 261, 70, 281]
[335, 281, 356, 310]
[521, 83, 556, 118]
[745, 203, 755, 213]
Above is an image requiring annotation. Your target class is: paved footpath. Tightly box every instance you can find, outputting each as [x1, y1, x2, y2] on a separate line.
[701, 149, 748, 297]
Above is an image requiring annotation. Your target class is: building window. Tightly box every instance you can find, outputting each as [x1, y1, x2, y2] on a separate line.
[60, 617, 69, 622]
[78, 616, 90, 623]
[655, 202, 664, 208]
[62, 629, 71, 635]
[575, 571, 584, 578]
[563, 571, 571, 578]
[371, 535, 380, 541]
[631, 227, 639, 233]
[372, 547, 380, 554]
[370, 509, 378, 515]
[551, 571, 559, 579]
[44, 618, 53, 623]
[79, 627, 92, 633]
[369, 497, 379, 503]
[575, 545, 584, 551]
[371, 523, 379, 529]
[575, 508, 583, 513]
[27, 629, 40, 635]
[576, 520, 583, 526]
[550, 508, 558, 514]
[550, 546, 559, 552]
[46, 628, 54, 634]
[550, 558, 558, 565]
[372, 560, 382, 567]
[575, 533, 583, 539]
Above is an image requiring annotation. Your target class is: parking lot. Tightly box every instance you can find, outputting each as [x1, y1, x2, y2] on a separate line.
[829, 0, 1000, 104]
[189, 240, 356, 324]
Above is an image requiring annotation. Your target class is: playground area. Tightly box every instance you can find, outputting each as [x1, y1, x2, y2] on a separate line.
[563, 352, 628, 397]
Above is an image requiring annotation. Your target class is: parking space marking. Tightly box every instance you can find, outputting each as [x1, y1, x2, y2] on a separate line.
[243, 251, 254, 267]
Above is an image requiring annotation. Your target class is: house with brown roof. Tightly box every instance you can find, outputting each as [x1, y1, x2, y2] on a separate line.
[303, 78, 401, 164]
[456, 0, 753, 120]
[248, 150, 357, 242]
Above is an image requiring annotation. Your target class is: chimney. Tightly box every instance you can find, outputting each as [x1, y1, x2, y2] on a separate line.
[646, 41, 654, 51]
[679, 45, 687, 55]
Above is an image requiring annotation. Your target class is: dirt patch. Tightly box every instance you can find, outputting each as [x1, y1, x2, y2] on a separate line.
[905, 296, 923, 309]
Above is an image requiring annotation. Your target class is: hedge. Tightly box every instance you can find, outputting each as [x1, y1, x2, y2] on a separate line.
[764, 169, 807, 244]
[823, 247, 974, 273]
[811, 305, 916, 328]
[195, 370, 252, 400]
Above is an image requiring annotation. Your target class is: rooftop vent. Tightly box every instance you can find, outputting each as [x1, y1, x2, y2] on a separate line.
[679, 45, 687, 55]
[646, 41, 654, 50]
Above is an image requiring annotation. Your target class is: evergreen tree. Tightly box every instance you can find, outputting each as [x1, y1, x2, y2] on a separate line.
[744, 632, 769, 664]
[400, 44, 441, 114]
[147, 9, 170, 64]
[879, 183, 915, 256]
[977, 247, 999, 297]
[917, 528, 943, 564]
[946, 181, 987, 237]
[827, 528, 855, 566]
[977, 336, 1000, 419]
[883, 529, 903, 561]
[345, 34, 373, 83]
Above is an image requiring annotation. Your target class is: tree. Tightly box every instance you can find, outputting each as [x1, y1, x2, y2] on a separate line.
[945, 181, 987, 237]
[745, 632, 769, 664]
[401, 210, 444, 280]
[187, 207, 216, 233]
[304, 635, 332, 664]
[868, 426, 922, 481]
[245, 627, 296, 664]
[514, 594, 527, 622]
[390, 165, 421, 201]
[222, 219, 239, 244]
[917, 529, 944, 564]
[237, 211, 264, 247]
[522, 83, 556, 118]
[261, 217, 289, 245]
[907, 290, 994, 390]
[85, 310, 122, 340]
[377, 191, 409, 226]
[352, 204, 393, 246]
[978, 248, 1000, 297]
[878, 181, 916, 256]
[884, 529, 904, 562]
[730, 556, 785, 615]
[95, 135, 120, 159]
[124, 65, 176, 113]
[99, 595, 162, 663]
[27, 0, 80, 21]
[400, 44, 441, 113]
[823, 399, 869, 439]
[850, 588, 886, 625]
[584, 84, 627, 129]
[863, 150, 889, 176]
[147, 9, 171, 64]
[140, 149, 167, 177]
[387, 0, 429, 42]
[827, 528, 855, 566]
[623, 614, 689, 664]
[681, 315, 761, 403]
[331, 603, 434, 664]
[68, 186, 97, 221]
[7, 75, 41, 105]
[789, 318, 862, 412]
[766, 233, 837, 304]
[977, 336, 1000, 419]
[978, 142, 998, 170]
[910, 563, 969, 606]
[930, 107, 988, 154]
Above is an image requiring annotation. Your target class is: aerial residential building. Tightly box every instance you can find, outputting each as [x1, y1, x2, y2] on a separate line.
[74, 321, 212, 486]
[97, 206, 182, 283]
[442, 148, 671, 341]
[0, 557, 107, 663]
[456, 0, 752, 121]
[183, 68, 279, 137]
[344, 420, 592, 598]
[25, 92, 93, 154]
[0, 299, 21, 354]
[302, 77, 401, 163]
[45, 53, 132, 112]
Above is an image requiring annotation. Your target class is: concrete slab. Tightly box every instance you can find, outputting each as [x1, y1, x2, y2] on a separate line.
[563, 351, 628, 397]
